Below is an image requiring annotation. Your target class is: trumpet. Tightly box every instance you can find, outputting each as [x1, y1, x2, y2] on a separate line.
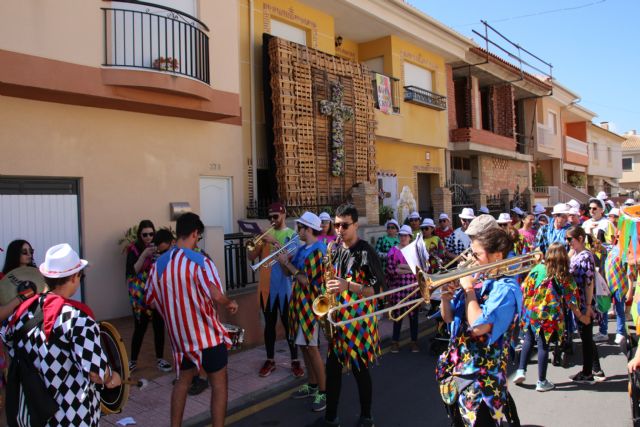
[326, 251, 542, 327]
[250, 235, 299, 271]
[246, 225, 275, 252]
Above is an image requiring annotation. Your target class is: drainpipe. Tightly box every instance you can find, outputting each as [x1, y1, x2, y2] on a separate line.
[249, 0, 258, 208]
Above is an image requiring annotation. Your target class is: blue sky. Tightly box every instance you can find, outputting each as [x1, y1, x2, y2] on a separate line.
[411, 0, 638, 135]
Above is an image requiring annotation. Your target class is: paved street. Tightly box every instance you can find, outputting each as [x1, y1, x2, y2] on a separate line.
[223, 320, 631, 427]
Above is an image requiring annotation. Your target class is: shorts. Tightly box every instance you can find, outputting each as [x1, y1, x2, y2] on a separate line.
[295, 324, 319, 347]
[180, 344, 228, 373]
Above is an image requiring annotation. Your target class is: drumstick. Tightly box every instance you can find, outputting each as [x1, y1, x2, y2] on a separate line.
[120, 378, 149, 390]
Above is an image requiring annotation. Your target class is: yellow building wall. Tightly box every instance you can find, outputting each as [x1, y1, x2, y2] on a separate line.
[335, 37, 359, 62]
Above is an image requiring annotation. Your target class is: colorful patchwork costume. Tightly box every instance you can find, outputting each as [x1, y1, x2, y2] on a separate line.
[125, 243, 154, 320]
[375, 234, 399, 273]
[385, 245, 417, 319]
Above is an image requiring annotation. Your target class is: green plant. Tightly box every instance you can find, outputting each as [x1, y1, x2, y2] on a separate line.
[533, 169, 546, 187]
[379, 205, 394, 224]
[118, 224, 138, 252]
[568, 173, 586, 188]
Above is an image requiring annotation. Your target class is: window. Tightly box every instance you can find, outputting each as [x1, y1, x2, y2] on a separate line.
[547, 111, 557, 135]
[270, 19, 307, 45]
[593, 142, 598, 159]
[403, 62, 432, 91]
[623, 157, 633, 171]
[607, 146, 612, 163]
[452, 156, 471, 170]
[362, 57, 384, 74]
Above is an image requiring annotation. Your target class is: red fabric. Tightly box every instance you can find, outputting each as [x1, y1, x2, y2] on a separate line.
[435, 227, 453, 240]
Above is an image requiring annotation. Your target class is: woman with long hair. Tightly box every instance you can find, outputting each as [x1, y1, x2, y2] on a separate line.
[513, 243, 585, 391]
[438, 227, 522, 426]
[318, 212, 336, 245]
[125, 220, 171, 373]
[1, 239, 36, 279]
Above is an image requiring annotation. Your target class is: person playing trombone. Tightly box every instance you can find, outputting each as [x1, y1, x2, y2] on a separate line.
[247, 202, 302, 378]
[437, 227, 523, 426]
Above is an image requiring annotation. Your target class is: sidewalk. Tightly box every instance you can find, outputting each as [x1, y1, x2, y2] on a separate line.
[100, 314, 432, 427]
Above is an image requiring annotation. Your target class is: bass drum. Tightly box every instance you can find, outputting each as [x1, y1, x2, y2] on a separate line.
[99, 321, 130, 415]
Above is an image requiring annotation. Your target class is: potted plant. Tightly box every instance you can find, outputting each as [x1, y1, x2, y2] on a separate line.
[153, 56, 180, 72]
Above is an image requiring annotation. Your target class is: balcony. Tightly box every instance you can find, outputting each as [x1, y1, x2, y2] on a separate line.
[102, 0, 210, 84]
[565, 135, 589, 166]
[404, 86, 447, 111]
[371, 72, 400, 114]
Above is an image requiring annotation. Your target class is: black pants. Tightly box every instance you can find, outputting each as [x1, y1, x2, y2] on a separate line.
[518, 326, 550, 381]
[392, 314, 418, 342]
[131, 309, 165, 361]
[325, 351, 372, 421]
[578, 320, 602, 374]
[262, 295, 297, 360]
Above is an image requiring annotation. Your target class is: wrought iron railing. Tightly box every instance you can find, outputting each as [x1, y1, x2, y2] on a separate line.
[223, 233, 257, 291]
[404, 86, 447, 110]
[371, 72, 401, 114]
[102, 0, 210, 84]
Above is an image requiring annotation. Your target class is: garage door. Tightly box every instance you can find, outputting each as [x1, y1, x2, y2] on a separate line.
[0, 178, 83, 301]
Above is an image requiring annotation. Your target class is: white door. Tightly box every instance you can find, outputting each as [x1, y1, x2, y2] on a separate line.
[199, 177, 233, 234]
[378, 175, 398, 211]
[0, 191, 82, 301]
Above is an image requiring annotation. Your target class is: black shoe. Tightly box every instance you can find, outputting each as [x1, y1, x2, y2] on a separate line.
[188, 377, 209, 395]
[570, 371, 595, 384]
[306, 417, 340, 427]
[356, 416, 375, 427]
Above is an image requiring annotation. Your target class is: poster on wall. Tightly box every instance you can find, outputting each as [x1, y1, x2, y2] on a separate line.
[375, 73, 392, 114]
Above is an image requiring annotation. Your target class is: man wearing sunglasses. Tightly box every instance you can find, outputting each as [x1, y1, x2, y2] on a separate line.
[248, 202, 302, 378]
[534, 203, 571, 254]
[316, 204, 384, 427]
[445, 207, 474, 263]
[583, 198, 615, 247]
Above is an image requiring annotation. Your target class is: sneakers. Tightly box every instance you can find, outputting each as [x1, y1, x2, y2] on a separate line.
[311, 392, 327, 412]
[157, 358, 172, 372]
[356, 416, 375, 427]
[410, 342, 420, 353]
[570, 371, 595, 384]
[128, 360, 137, 373]
[593, 370, 607, 382]
[188, 377, 209, 396]
[292, 384, 317, 399]
[291, 360, 305, 378]
[259, 359, 276, 377]
[593, 332, 608, 343]
[615, 333, 626, 345]
[512, 369, 526, 385]
[536, 379, 555, 392]
[390, 342, 400, 353]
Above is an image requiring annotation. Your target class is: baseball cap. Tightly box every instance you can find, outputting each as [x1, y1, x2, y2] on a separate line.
[268, 202, 286, 215]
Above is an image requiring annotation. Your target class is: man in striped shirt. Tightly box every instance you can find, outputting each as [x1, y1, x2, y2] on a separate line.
[145, 213, 238, 427]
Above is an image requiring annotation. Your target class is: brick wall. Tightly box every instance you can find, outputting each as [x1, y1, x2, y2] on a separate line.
[478, 155, 530, 195]
[491, 84, 515, 138]
[446, 64, 457, 130]
[450, 127, 517, 151]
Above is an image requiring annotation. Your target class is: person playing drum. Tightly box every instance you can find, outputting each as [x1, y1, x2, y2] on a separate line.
[1, 243, 121, 426]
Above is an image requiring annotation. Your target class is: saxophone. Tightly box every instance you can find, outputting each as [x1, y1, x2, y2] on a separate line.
[312, 238, 340, 340]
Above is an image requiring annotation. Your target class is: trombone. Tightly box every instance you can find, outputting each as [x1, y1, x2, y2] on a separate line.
[441, 247, 474, 272]
[245, 225, 275, 252]
[250, 235, 299, 271]
[326, 251, 542, 327]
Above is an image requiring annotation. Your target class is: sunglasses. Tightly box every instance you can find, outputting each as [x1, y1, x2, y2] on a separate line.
[334, 222, 353, 230]
[269, 214, 280, 220]
[409, 218, 420, 222]
[142, 232, 155, 238]
[386, 226, 398, 230]
[297, 224, 308, 231]
[321, 220, 331, 225]
[197, 234, 203, 242]
[439, 219, 448, 223]
[21, 248, 34, 255]
[566, 237, 574, 243]
[589, 207, 600, 211]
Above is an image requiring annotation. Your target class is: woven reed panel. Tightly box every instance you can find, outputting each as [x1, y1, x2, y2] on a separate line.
[268, 37, 376, 208]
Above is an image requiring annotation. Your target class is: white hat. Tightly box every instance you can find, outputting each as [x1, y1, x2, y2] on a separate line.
[385, 219, 400, 229]
[537, 214, 550, 223]
[420, 218, 436, 228]
[625, 198, 635, 206]
[479, 206, 490, 214]
[609, 208, 620, 217]
[398, 225, 413, 236]
[567, 199, 580, 209]
[459, 208, 475, 220]
[39, 243, 88, 279]
[606, 200, 615, 208]
[533, 203, 546, 215]
[319, 212, 331, 221]
[296, 211, 322, 231]
[597, 191, 607, 200]
[568, 206, 580, 216]
[497, 213, 512, 224]
[551, 203, 570, 216]
[408, 211, 421, 220]
[511, 207, 525, 216]
[439, 213, 450, 221]
[465, 215, 499, 236]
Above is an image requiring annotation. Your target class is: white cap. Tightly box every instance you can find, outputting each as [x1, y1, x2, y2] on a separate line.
[511, 207, 525, 216]
[625, 198, 635, 206]
[479, 206, 490, 214]
[319, 212, 332, 221]
[398, 225, 413, 236]
[609, 208, 620, 217]
[296, 211, 322, 231]
[408, 211, 421, 220]
[533, 203, 546, 215]
[39, 243, 88, 279]
[385, 219, 400, 229]
[497, 213, 512, 224]
[459, 208, 475, 220]
[551, 203, 570, 216]
[597, 191, 607, 200]
[567, 199, 580, 209]
[606, 200, 615, 208]
[439, 213, 450, 221]
[420, 218, 436, 228]
[568, 207, 580, 216]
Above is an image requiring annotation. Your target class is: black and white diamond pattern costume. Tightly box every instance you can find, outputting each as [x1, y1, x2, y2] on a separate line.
[1, 298, 108, 427]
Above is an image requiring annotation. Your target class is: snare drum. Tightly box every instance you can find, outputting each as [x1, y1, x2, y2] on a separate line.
[223, 323, 245, 351]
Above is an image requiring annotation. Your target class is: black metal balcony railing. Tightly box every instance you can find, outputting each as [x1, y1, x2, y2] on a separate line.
[404, 86, 447, 110]
[224, 233, 257, 291]
[102, 0, 210, 84]
[371, 72, 401, 114]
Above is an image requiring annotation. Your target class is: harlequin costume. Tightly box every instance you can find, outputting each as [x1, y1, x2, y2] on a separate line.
[288, 241, 326, 345]
[423, 235, 446, 273]
[386, 245, 419, 343]
[436, 277, 522, 426]
[125, 243, 154, 319]
[374, 234, 399, 272]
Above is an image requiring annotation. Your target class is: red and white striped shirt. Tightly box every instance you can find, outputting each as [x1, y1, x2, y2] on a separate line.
[145, 247, 230, 373]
